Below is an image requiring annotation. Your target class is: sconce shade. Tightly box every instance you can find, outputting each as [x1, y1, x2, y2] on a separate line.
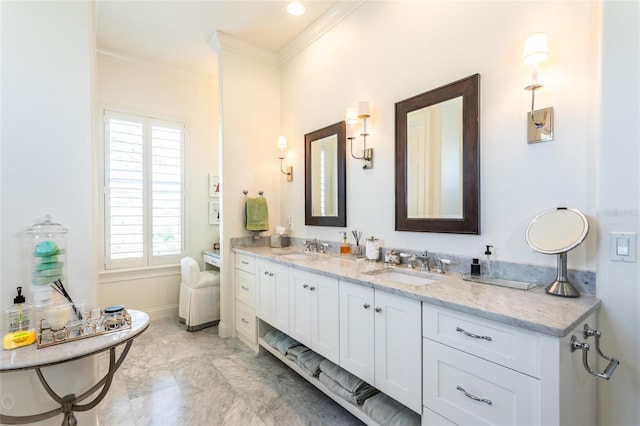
[357, 101, 370, 118]
[277, 136, 287, 150]
[346, 107, 358, 125]
[523, 33, 549, 65]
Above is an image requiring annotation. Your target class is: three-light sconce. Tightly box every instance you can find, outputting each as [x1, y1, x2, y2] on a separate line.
[277, 136, 293, 182]
[346, 101, 373, 169]
[523, 32, 553, 143]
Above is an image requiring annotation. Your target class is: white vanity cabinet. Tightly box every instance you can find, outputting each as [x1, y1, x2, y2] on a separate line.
[256, 258, 289, 334]
[339, 280, 422, 414]
[422, 304, 597, 426]
[235, 253, 257, 345]
[288, 269, 340, 363]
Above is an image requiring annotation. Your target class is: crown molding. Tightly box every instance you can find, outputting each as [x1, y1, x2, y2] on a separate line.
[209, 32, 280, 66]
[209, 1, 367, 67]
[278, 0, 367, 65]
[97, 48, 215, 84]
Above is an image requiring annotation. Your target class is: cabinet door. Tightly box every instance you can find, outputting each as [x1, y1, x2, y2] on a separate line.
[310, 273, 340, 363]
[256, 259, 289, 333]
[339, 281, 375, 384]
[256, 260, 273, 323]
[374, 290, 422, 414]
[270, 262, 289, 333]
[289, 268, 312, 345]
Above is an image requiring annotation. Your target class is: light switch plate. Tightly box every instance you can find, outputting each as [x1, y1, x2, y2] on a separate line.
[610, 232, 636, 262]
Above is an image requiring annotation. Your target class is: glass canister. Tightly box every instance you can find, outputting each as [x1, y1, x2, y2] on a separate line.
[26, 216, 68, 309]
[365, 236, 380, 261]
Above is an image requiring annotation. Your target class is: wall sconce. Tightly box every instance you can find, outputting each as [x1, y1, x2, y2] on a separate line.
[277, 136, 293, 182]
[523, 32, 554, 143]
[346, 101, 373, 169]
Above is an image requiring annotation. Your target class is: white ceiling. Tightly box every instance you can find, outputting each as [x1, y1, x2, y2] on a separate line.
[96, 0, 338, 76]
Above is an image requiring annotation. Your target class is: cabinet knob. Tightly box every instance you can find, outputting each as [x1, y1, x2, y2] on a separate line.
[269, 272, 274, 277]
[303, 284, 309, 289]
[363, 303, 370, 309]
[309, 286, 316, 291]
[375, 307, 382, 313]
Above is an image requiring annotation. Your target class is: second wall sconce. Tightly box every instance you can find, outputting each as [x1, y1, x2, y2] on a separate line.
[277, 136, 293, 182]
[346, 101, 373, 169]
[523, 32, 554, 144]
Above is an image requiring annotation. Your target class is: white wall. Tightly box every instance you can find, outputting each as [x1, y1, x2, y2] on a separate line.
[212, 33, 282, 337]
[596, 2, 640, 425]
[0, 1, 97, 423]
[96, 52, 218, 320]
[280, 1, 599, 272]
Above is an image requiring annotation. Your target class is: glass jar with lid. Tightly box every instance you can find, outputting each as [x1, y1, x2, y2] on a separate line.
[26, 215, 68, 309]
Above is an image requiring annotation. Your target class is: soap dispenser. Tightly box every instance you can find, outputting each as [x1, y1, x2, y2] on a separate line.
[481, 245, 494, 279]
[339, 232, 351, 255]
[3, 286, 36, 350]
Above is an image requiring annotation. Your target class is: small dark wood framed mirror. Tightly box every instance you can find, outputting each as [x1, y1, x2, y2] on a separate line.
[305, 121, 346, 226]
[395, 74, 480, 234]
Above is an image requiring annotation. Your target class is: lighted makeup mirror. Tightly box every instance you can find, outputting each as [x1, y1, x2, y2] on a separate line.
[526, 207, 589, 297]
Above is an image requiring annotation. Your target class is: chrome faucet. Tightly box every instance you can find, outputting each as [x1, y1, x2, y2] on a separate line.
[416, 251, 431, 272]
[304, 239, 319, 252]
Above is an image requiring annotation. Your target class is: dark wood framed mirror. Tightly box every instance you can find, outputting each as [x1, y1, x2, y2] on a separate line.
[305, 121, 347, 227]
[395, 74, 480, 234]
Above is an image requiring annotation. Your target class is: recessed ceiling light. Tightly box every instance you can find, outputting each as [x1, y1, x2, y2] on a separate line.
[287, 2, 306, 16]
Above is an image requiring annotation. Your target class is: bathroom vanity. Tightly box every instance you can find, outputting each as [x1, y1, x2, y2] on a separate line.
[232, 246, 601, 426]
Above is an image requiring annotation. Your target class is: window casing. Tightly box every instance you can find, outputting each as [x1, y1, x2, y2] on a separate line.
[103, 110, 185, 269]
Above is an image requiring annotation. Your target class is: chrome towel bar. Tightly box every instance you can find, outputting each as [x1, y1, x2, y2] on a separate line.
[570, 324, 620, 380]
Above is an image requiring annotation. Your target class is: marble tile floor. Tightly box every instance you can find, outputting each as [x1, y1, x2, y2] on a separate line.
[97, 317, 364, 426]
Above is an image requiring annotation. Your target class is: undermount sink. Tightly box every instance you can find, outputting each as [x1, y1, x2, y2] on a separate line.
[278, 251, 323, 260]
[364, 268, 440, 286]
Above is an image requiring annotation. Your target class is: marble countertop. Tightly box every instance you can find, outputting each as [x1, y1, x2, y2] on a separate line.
[234, 247, 600, 337]
[1, 309, 149, 371]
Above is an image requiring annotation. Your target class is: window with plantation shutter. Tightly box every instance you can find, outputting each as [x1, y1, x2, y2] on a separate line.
[104, 110, 184, 269]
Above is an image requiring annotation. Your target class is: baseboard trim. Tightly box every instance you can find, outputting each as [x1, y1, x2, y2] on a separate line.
[144, 305, 178, 321]
[218, 320, 234, 338]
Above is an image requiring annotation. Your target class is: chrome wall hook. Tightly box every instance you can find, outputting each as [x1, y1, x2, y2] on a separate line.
[570, 324, 620, 380]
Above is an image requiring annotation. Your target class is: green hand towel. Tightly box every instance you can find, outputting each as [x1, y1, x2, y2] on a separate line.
[246, 197, 269, 231]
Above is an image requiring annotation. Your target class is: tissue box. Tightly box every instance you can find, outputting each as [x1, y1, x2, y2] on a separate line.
[270, 234, 290, 248]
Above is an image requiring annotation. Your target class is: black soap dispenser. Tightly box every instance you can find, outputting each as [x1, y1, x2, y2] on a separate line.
[481, 245, 494, 279]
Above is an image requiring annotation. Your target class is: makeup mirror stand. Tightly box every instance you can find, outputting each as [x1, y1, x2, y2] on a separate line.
[546, 251, 580, 297]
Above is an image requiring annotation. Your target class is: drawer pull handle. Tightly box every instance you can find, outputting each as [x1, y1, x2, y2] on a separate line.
[303, 284, 309, 289]
[241, 286, 249, 291]
[456, 385, 492, 405]
[456, 327, 492, 341]
[363, 303, 370, 309]
[241, 261, 249, 265]
[241, 318, 249, 324]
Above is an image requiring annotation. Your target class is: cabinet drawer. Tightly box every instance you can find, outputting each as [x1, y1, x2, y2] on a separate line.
[422, 406, 457, 426]
[235, 302, 257, 343]
[235, 253, 255, 274]
[236, 270, 256, 308]
[422, 304, 540, 377]
[423, 339, 540, 426]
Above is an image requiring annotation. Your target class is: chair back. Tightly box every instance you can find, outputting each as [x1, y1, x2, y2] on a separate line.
[180, 257, 201, 287]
